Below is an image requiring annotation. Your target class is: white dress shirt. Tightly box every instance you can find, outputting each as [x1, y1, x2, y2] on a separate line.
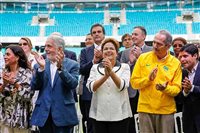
[50, 62, 58, 87]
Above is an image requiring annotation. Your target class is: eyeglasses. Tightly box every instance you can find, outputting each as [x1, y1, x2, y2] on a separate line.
[19, 43, 28, 46]
[173, 44, 184, 48]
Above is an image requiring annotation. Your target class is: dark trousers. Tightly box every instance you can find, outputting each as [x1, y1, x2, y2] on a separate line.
[39, 113, 73, 133]
[129, 92, 139, 133]
[183, 114, 200, 133]
[92, 118, 129, 133]
[79, 97, 93, 133]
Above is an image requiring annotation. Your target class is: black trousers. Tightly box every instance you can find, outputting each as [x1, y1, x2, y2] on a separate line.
[92, 118, 129, 133]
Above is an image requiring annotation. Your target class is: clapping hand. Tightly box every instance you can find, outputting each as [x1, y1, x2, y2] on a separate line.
[132, 46, 142, 59]
[93, 48, 102, 64]
[149, 67, 158, 81]
[56, 48, 64, 69]
[156, 82, 168, 91]
[102, 58, 112, 76]
[2, 72, 19, 95]
[129, 48, 137, 64]
[2, 72, 15, 85]
[32, 51, 45, 69]
[182, 77, 192, 94]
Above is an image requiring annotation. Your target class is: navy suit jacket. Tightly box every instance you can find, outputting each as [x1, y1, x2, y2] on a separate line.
[180, 63, 200, 133]
[79, 45, 95, 100]
[64, 49, 77, 61]
[42, 49, 78, 102]
[31, 58, 79, 127]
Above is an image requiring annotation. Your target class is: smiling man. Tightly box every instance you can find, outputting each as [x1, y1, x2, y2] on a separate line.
[130, 30, 182, 133]
[120, 26, 152, 133]
[178, 44, 200, 133]
[30, 34, 79, 133]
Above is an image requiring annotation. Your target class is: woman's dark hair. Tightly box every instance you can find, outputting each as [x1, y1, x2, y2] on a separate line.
[6, 45, 30, 70]
[172, 37, 187, 46]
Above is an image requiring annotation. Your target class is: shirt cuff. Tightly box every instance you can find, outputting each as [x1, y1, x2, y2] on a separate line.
[183, 85, 194, 97]
[183, 90, 190, 97]
[191, 85, 194, 92]
[119, 79, 126, 91]
[38, 68, 44, 72]
[88, 81, 95, 93]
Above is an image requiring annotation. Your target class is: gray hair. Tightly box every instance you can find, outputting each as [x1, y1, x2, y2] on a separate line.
[158, 30, 172, 46]
[47, 34, 65, 49]
[50, 32, 63, 37]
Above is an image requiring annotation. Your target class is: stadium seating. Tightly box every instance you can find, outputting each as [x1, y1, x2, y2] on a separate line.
[0, 13, 39, 36]
[192, 23, 200, 34]
[119, 11, 187, 35]
[0, 7, 199, 36]
[45, 12, 111, 36]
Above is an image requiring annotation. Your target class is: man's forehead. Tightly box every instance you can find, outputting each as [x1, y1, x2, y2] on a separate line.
[86, 35, 92, 38]
[92, 26, 102, 31]
[154, 33, 166, 41]
[45, 38, 54, 44]
[133, 28, 142, 33]
[179, 51, 189, 55]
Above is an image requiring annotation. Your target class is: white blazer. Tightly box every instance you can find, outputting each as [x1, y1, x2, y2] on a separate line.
[87, 62, 132, 121]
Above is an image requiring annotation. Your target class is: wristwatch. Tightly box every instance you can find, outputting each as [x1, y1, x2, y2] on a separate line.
[57, 65, 62, 71]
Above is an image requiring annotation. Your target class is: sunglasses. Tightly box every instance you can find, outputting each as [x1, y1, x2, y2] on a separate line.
[173, 44, 183, 48]
[19, 43, 28, 46]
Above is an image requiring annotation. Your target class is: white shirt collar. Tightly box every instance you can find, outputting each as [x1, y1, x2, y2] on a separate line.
[94, 43, 101, 50]
[189, 61, 199, 74]
[50, 61, 58, 86]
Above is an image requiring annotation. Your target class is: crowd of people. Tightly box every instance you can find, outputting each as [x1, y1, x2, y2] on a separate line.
[0, 23, 199, 133]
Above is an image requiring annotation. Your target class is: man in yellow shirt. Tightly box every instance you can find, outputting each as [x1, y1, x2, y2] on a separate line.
[130, 30, 182, 133]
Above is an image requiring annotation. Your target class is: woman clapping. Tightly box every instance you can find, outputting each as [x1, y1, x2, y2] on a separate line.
[0, 45, 33, 133]
[87, 38, 132, 133]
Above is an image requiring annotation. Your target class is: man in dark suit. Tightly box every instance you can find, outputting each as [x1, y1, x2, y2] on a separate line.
[31, 34, 79, 133]
[77, 33, 94, 133]
[79, 23, 105, 133]
[120, 26, 152, 133]
[178, 44, 200, 133]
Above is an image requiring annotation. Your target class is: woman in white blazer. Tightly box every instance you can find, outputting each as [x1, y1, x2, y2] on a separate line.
[87, 38, 132, 133]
